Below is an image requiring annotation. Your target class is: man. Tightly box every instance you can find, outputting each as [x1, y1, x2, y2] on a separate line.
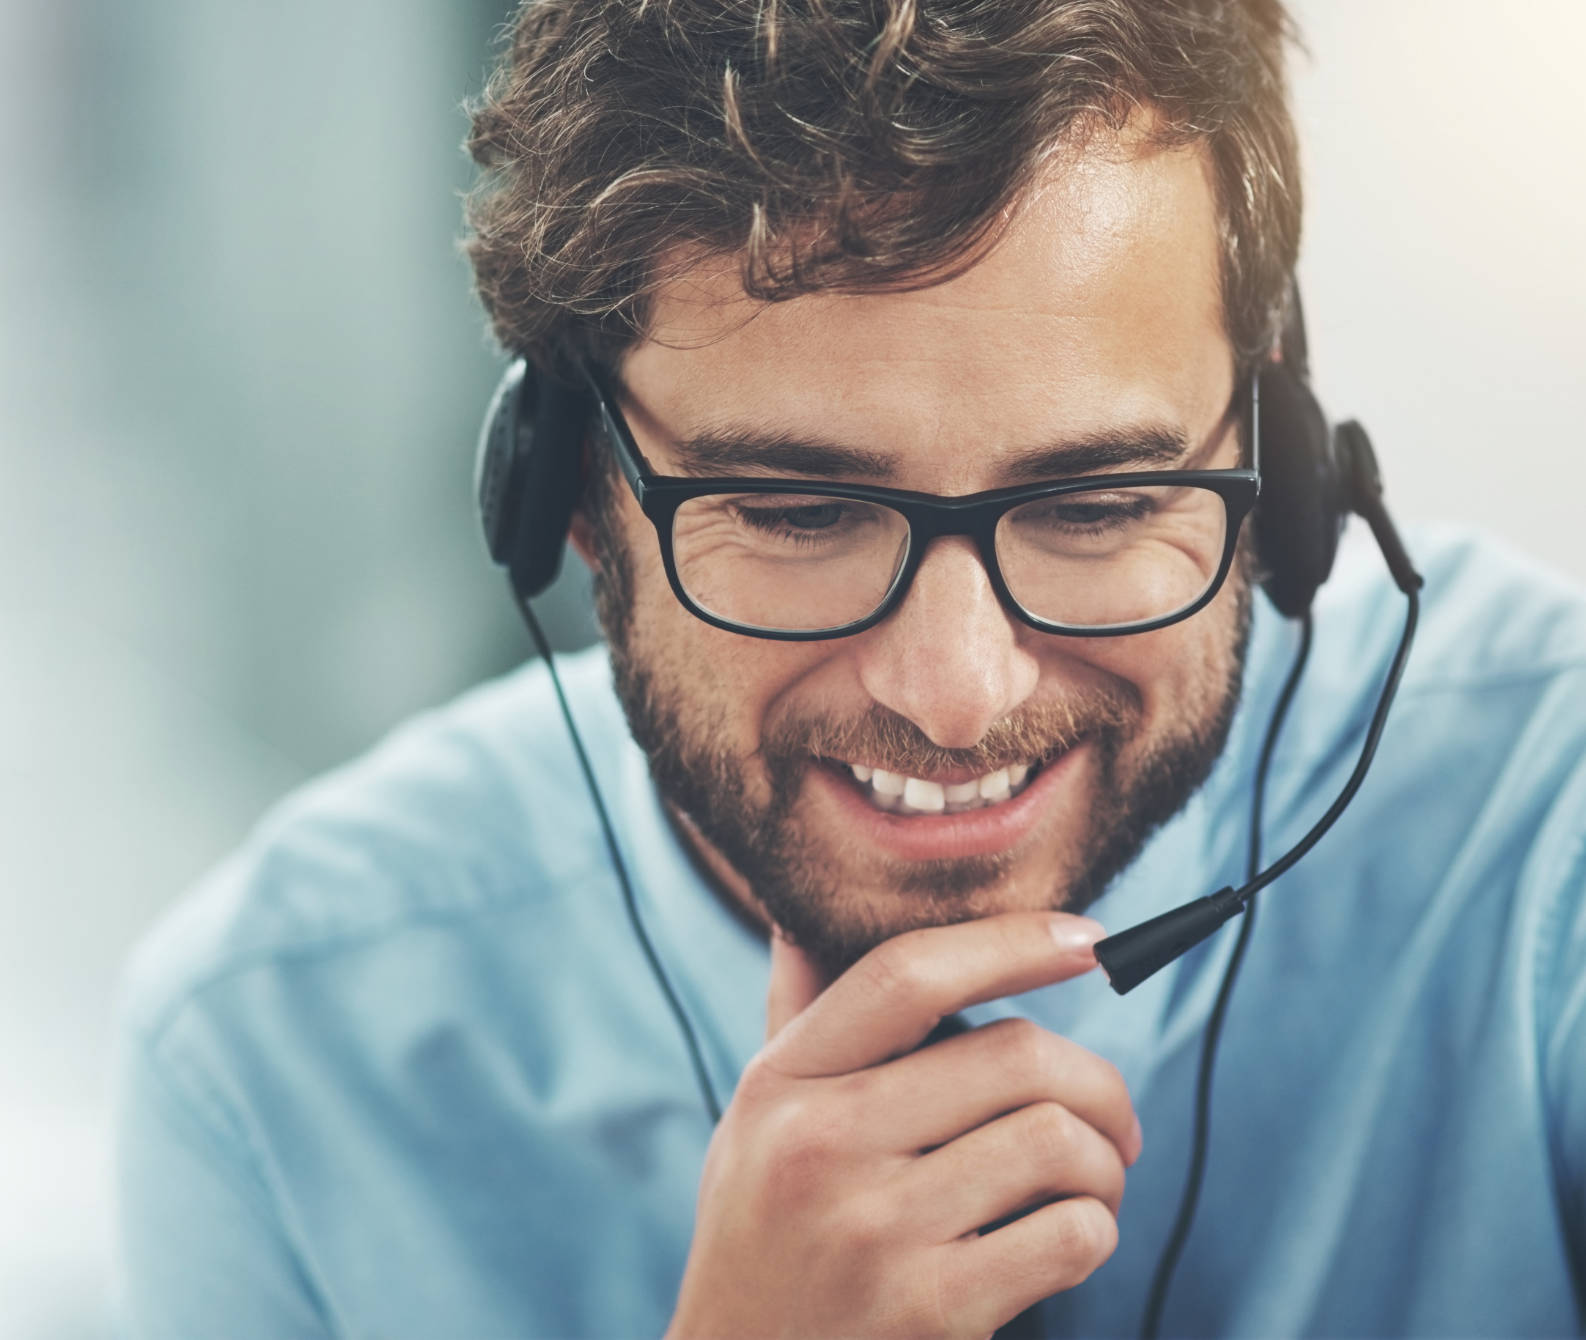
[114, 2, 1586, 1336]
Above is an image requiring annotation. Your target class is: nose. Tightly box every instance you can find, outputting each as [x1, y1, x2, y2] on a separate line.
[851, 536, 1040, 749]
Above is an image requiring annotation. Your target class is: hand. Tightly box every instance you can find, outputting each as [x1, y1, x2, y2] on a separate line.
[665, 911, 1141, 1340]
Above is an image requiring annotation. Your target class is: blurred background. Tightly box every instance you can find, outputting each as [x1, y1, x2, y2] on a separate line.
[0, 1, 1581, 1335]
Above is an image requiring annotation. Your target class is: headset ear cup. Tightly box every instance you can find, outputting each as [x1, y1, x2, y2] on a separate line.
[514, 376, 595, 596]
[476, 361, 531, 567]
[474, 359, 594, 600]
[1254, 362, 1346, 619]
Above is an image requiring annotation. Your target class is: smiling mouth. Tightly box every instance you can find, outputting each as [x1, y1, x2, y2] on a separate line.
[825, 758, 1047, 815]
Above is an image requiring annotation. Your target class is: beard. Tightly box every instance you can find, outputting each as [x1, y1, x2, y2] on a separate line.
[588, 493, 1251, 981]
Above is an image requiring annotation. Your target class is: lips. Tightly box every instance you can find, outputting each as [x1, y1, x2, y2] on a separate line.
[808, 745, 1087, 863]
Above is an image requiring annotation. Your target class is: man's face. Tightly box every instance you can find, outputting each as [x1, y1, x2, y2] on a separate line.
[579, 128, 1251, 979]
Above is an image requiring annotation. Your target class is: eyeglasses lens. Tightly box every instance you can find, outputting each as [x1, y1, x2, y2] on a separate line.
[995, 484, 1228, 629]
[671, 493, 910, 633]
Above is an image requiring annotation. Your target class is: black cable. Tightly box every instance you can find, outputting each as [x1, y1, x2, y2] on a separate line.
[1237, 587, 1419, 903]
[514, 588, 724, 1125]
[1093, 583, 1422, 997]
[1140, 611, 1315, 1340]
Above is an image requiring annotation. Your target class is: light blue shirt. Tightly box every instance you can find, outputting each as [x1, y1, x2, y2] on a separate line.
[114, 525, 1586, 1338]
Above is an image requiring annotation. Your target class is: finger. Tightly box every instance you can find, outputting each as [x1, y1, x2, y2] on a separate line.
[938, 1195, 1119, 1335]
[899, 1100, 1127, 1241]
[860, 1017, 1141, 1166]
[764, 911, 1104, 1077]
[765, 928, 831, 1042]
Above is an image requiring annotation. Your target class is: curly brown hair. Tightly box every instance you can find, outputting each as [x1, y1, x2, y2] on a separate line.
[464, 0, 1302, 379]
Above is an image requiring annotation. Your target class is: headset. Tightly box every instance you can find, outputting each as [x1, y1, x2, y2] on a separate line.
[473, 285, 1423, 1339]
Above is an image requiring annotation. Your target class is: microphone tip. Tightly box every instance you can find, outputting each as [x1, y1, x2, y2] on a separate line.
[1094, 888, 1245, 995]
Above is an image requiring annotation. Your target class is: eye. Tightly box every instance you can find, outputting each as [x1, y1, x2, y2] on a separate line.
[1038, 494, 1157, 531]
[734, 501, 850, 532]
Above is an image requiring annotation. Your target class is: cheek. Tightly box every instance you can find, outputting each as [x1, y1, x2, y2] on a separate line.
[1054, 573, 1245, 726]
[620, 519, 832, 755]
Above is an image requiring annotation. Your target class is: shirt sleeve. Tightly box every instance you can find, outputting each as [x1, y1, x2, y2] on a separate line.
[112, 1019, 331, 1340]
[1537, 758, 1586, 1282]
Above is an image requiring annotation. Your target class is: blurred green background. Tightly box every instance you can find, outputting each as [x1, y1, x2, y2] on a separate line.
[1, 2, 1581, 1335]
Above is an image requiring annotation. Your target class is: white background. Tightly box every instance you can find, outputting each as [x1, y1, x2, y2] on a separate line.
[1, 2, 1581, 1335]
[1293, 2, 1585, 583]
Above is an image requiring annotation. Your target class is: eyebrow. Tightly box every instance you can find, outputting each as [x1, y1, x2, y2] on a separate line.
[664, 424, 1191, 482]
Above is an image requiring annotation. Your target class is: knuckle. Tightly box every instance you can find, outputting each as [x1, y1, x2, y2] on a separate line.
[861, 936, 937, 1009]
[758, 1092, 844, 1202]
[1021, 1100, 1080, 1169]
[1052, 1197, 1119, 1277]
[1018, 1103, 1127, 1215]
[992, 1016, 1057, 1080]
[733, 1053, 780, 1106]
[731, 1053, 796, 1122]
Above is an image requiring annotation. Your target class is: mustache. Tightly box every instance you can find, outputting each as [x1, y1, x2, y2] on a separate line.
[762, 686, 1141, 781]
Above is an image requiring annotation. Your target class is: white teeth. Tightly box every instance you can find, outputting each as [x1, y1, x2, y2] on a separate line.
[902, 777, 946, 812]
[871, 769, 906, 797]
[846, 760, 1040, 814]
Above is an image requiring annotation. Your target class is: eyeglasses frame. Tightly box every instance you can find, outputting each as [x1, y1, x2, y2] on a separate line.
[584, 366, 1262, 642]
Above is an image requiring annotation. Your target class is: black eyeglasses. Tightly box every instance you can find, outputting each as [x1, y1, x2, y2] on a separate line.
[585, 368, 1260, 642]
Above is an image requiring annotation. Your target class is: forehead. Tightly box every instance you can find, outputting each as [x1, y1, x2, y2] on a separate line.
[620, 127, 1234, 481]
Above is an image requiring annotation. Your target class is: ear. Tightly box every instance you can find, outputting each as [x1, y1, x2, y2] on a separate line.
[568, 507, 597, 570]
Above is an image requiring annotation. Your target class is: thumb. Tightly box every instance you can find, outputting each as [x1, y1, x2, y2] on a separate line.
[765, 929, 830, 1042]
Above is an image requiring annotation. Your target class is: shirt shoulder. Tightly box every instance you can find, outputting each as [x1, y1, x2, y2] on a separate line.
[1268, 522, 1586, 1004]
[1277, 521, 1586, 835]
[1314, 520, 1586, 692]
[119, 645, 624, 1046]
[1259, 519, 1586, 822]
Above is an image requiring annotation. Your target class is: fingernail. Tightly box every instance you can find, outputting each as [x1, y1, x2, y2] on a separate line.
[1130, 1115, 1144, 1165]
[1050, 915, 1106, 953]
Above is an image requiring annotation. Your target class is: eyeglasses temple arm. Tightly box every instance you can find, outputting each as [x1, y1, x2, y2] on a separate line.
[584, 366, 651, 501]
